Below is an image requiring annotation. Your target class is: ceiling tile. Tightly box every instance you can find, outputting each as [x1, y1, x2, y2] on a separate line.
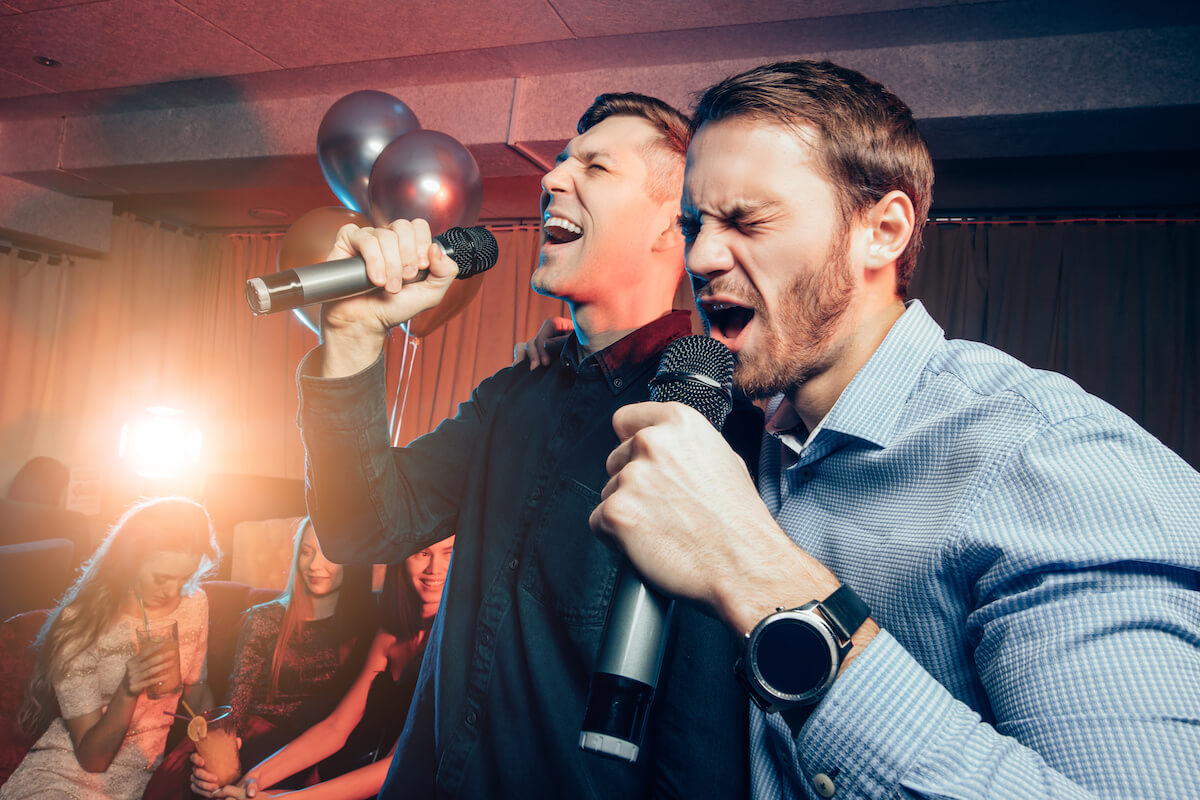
[174, 0, 572, 69]
[0, 0, 279, 94]
[548, 0, 996, 38]
[6, 0, 99, 10]
[0, 66, 51, 98]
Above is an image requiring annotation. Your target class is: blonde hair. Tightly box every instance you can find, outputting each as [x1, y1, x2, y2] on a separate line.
[19, 497, 219, 736]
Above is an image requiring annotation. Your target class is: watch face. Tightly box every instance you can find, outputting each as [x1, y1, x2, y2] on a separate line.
[756, 618, 830, 697]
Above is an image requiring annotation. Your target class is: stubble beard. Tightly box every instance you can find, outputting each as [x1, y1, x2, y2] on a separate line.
[735, 230, 855, 401]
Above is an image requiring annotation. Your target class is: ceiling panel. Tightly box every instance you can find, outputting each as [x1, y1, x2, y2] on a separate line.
[6, 0, 99, 10]
[549, 0, 997, 38]
[0, 0, 278, 95]
[175, 0, 573, 69]
[0, 66, 49, 98]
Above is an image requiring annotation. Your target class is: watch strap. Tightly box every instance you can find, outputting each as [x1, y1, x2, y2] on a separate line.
[817, 584, 870, 643]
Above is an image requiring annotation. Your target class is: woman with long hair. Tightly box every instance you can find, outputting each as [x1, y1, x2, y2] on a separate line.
[143, 516, 375, 796]
[1, 496, 219, 799]
[190, 535, 455, 799]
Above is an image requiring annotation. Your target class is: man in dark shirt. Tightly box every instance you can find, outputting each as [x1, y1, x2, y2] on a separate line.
[296, 94, 748, 798]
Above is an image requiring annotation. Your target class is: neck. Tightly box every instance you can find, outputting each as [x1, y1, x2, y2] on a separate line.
[307, 589, 340, 621]
[789, 298, 906, 432]
[570, 300, 674, 358]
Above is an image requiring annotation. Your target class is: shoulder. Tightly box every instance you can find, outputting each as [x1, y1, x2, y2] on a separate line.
[242, 600, 286, 630]
[181, 586, 209, 610]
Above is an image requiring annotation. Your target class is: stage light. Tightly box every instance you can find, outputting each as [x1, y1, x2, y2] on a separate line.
[118, 407, 203, 479]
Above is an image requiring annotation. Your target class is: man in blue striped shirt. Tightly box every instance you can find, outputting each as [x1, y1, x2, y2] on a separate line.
[591, 60, 1199, 798]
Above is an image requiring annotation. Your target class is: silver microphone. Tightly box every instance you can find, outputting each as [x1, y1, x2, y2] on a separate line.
[245, 226, 499, 314]
[579, 335, 734, 762]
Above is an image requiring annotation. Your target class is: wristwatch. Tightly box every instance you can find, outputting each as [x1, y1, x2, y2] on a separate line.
[735, 584, 870, 713]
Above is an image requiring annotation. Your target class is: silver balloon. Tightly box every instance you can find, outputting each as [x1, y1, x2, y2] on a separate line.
[317, 91, 420, 214]
[367, 129, 483, 233]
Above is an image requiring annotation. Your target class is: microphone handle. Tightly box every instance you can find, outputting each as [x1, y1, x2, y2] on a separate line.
[579, 567, 673, 763]
[245, 235, 473, 315]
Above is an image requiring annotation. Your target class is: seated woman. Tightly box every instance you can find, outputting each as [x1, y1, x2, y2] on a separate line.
[143, 516, 375, 796]
[1, 496, 220, 800]
[191, 535, 455, 800]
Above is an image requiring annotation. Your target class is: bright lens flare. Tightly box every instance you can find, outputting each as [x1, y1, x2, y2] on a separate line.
[119, 407, 203, 479]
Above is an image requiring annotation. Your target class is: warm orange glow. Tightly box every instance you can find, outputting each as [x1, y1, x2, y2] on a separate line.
[119, 407, 204, 479]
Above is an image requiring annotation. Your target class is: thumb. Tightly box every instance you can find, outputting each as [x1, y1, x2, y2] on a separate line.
[426, 238, 460, 282]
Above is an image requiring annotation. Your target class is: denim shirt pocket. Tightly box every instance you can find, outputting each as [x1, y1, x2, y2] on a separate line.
[520, 475, 620, 625]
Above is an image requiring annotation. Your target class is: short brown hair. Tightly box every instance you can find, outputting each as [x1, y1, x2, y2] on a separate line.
[692, 61, 933, 297]
[578, 92, 690, 203]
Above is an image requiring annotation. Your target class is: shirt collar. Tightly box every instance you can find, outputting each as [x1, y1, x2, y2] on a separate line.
[561, 310, 695, 394]
[767, 300, 944, 453]
[821, 299, 944, 448]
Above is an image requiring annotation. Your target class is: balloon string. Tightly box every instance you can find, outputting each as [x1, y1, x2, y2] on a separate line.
[389, 329, 420, 447]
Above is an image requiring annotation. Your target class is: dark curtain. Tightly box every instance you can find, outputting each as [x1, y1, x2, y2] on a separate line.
[911, 220, 1199, 470]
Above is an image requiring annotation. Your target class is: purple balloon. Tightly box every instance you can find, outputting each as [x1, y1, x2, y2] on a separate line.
[317, 91, 420, 214]
[367, 129, 483, 233]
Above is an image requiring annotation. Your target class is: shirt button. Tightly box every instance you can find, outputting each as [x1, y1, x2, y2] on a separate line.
[508, 557, 519, 570]
[813, 772, 836, 797]
[613, 377, 623, 388]
[480, 631, 492, 645]
[798, 466, 816, 482]
[466, 711, 477, 726]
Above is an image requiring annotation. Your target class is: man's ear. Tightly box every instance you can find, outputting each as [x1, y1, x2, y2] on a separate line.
[863, 190, 915, 270]
[652, 214, 685, 253]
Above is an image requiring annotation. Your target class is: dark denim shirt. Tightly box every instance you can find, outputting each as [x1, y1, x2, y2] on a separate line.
[298, 311, 749, 798]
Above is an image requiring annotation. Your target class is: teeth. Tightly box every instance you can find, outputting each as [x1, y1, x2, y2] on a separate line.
[543, 216, 582, 234]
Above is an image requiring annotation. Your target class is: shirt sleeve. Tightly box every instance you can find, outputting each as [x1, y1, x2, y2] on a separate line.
[225, 606, 274, 720]
[296, 346, 509, 566]
[789, 414, 1200, 800]
[54, 635, 104, 720]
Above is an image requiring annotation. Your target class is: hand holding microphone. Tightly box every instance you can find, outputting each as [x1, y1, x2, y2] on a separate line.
[246, 220, 498, 320]
[580, 336, 735, 762]
[246, 219, 499, 376]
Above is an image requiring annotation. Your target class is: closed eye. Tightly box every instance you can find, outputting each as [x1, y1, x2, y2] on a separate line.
[678, 214, 701, 243]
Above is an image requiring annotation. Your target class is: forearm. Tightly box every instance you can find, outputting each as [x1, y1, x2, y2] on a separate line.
[297, 348, 495, 564]
[247, 721, 349, 790]
[792, 633, 1098, 799]
[72, 688, 139, 772]
[267, 756, 391, 800]
[317, 326, 386, 379]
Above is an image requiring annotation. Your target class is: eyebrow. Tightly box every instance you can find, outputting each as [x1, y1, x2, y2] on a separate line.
[684, 198, 782, 221]
[554, 148, 609, 166]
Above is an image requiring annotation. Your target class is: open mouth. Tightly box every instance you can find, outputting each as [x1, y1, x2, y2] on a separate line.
[698, 300, 755, 343]
[543, 215, 583, 245]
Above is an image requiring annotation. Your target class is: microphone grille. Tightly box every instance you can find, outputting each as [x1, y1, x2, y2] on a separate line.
[650, 335, 734, 430]
[441, 226, 500, 278]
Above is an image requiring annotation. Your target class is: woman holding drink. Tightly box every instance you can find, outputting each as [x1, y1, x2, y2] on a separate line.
[1, 496, 219, 799]
[144, 517, 375, 796]
[191, 536, 455, 799]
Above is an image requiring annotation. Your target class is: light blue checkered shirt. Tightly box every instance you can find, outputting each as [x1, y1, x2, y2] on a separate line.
[752, 301, 1200, 799]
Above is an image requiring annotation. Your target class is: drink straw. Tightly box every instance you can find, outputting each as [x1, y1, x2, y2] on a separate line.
[180, 698, 197, 718]
[136, 592, 150, 634]
[163, 711, 190, 721]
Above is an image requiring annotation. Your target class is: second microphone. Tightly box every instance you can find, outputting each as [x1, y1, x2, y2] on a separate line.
[245, 225, 500, 315]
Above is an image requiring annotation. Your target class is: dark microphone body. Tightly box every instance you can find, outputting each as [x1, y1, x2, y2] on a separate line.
[579, 335, 735, 762]
[245, 225, 499, 314]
